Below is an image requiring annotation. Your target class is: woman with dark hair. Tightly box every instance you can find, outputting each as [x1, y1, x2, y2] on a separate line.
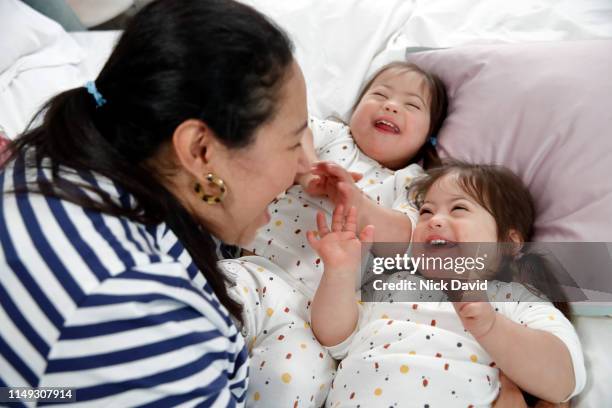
[0, 0, 310, 405]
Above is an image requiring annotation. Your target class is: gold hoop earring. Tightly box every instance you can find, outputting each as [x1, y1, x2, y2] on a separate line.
[194, 173, 227, 204]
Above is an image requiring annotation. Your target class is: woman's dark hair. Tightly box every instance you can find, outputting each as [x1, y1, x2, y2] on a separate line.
[410, 160, 571, 319]
[352, 62, 448, 169]
[3, 0, 295, 321]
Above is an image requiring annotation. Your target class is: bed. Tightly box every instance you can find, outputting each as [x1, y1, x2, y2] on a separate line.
[1, 0, 611, 405]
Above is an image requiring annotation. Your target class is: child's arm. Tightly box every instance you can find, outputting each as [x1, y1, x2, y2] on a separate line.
[310, 162, 412, 255]
[358, 192, 413, 256]
[455, 301, 575, 403]
[296, 126, 412, 252]
[308, 205, 374, 346]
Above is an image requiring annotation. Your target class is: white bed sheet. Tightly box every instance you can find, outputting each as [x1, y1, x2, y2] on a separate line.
[69, 31, 121, 81]
[0, 31, 120, 140]
[573, 316, 612, 407]
[4, 0, 612, 137]
[241, 0, 612, 120]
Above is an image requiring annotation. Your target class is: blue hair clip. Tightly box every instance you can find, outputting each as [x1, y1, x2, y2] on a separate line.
[429, 136, 438, 147]
[85, 81, 107, 108]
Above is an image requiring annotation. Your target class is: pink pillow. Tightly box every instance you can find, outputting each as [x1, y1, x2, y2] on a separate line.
[407, 40, 612, 242]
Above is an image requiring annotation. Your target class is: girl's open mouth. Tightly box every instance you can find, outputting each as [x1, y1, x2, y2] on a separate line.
[374, 119, 400, 134]
[424, 237, 457, 249]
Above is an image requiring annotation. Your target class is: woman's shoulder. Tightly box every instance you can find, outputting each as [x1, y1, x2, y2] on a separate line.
[1, 163, 246, 398]
[2, 178, 160, 268]
[1, 151, 238, 327]
[1, 154, 198, 294]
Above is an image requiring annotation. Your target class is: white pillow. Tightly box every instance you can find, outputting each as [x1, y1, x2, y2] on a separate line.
[0, 0, 83, 87]
[239, 0, 417, 120]
[406, 40, 612, 316]
[0, 0, 85, 138]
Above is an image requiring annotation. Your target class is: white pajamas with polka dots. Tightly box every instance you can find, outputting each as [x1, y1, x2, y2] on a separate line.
[224, 118, 424, 406]
[226, 117, 585, 406]
[248, 117, 423, 297]
[224, 117, 586, 406]
[223, 256, 336, 408]
[324, 278, 586, 408]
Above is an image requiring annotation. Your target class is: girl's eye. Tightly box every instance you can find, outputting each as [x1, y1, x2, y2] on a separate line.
[372, 92, 387, 99]
[405, 103, 421, 110]
[452, 206, 467, 212]
[291, 143, 302, 150]
[419, 208, 432, 215]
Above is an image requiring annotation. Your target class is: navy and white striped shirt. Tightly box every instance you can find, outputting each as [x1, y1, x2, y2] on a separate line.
[0, 152, 248, 406]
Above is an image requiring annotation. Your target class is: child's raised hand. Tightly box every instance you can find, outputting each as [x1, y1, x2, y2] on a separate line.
[307, 205, 374, 276]
[453, 300, 497, 339]
[304, 162, 364, 205]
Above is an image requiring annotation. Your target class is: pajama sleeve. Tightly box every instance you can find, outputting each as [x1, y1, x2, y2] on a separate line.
[309, 116, 347, 151]
[391, 163, 424, 230]
[496, 283, 587, 401]
[324, 302, 367, 360]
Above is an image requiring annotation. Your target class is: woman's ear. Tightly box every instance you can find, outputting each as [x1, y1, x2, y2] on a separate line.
[172, 119, 218, 177]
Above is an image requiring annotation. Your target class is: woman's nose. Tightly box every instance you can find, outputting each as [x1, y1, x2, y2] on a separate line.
[295, 144, 310, 175]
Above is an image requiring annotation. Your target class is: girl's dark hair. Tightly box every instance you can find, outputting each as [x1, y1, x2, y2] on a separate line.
[352, 62, 448, 169]
[3, 0, 295, 321]
[410, 160, 571, 318]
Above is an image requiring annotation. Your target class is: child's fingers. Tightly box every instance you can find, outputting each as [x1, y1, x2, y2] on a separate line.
[310, 161, 327, 172]
[312, 162, 360, 186]
[310, 163, 329, 173]
[310, 167, 330, 177]
[343, 206, 358, 234]
[311, 162, 337, 179]
[323, 162, 353, 182]
[331, 204, 345, 232]
[313, 161, 346, 182]
[306, 230, 319, 250]
[316, 211, 330, 237]
[305, 177, 323, 196]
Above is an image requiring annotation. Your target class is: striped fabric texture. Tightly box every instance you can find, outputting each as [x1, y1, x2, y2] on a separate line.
[0, 151, 248, 407]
